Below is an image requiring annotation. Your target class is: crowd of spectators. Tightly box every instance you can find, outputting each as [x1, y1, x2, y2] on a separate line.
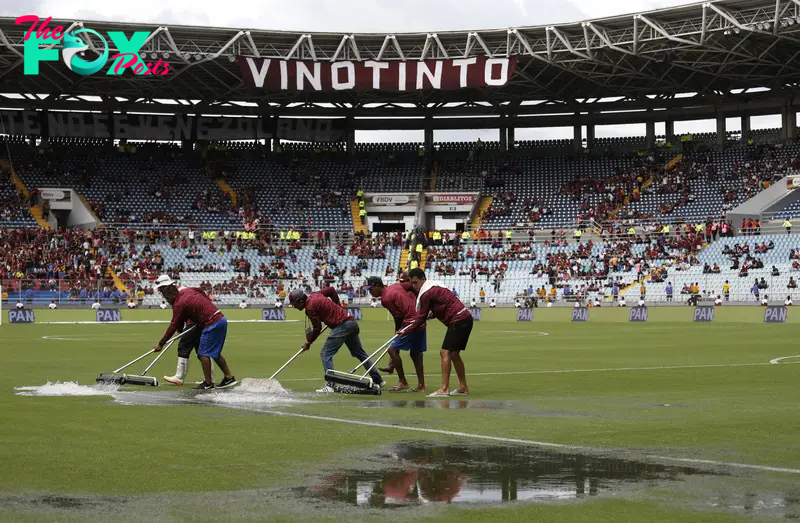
[0, 168, 30, 223]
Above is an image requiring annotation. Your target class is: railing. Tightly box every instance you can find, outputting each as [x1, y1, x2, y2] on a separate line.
[99, 224, 355, 239]
[3, 273, 798, 307]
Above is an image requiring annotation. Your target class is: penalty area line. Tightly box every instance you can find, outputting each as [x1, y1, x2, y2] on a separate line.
[279, 360, 800, 383]
[220, 404, 800, 475]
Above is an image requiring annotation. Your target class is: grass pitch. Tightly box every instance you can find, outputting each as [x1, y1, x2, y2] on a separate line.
[3, 307, 799, 522]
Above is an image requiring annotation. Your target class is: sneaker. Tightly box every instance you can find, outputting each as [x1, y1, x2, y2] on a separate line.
[193, 381, 215, 391]
[217, 376, 238, 389]
[162, 375, 183, 386]
[315, 385, 336, 393]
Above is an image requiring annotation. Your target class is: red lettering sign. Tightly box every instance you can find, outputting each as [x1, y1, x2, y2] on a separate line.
[429, 194, 478, 204]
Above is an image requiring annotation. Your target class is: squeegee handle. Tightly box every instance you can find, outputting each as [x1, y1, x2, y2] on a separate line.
[269, 348, 304, 380]
[268, 326, 329, 380]
[352, 334, 398, 375]
[141, 326, 196, 376]
[113, 349, 158, 374]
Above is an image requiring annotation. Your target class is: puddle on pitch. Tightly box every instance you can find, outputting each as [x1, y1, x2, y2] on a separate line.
[359, 399, 509, 410]
[298, 443, 800, 519]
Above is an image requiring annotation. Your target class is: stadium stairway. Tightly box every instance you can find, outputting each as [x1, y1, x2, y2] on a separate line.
[613, 231, 714, 302]
[0, 159, 50, 229]
[665, 153, 683, 170]
[350, 199, 367, 235]
[215, 178, 237, 207]
[28, 206, 50, 228]
[472, 196, 493, 228]
[399, 247, 410, 269]
[105, 267, 131, 296]
[610, 152, 682, 218]
[429, 161, 438, 191]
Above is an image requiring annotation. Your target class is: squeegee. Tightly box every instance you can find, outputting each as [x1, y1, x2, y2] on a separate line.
[324, 334, 398, 393]
[96, 327, 194, 387]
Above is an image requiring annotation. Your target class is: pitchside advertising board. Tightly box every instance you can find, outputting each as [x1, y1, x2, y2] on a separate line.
[96, 309, 121, 322]
[693, 306, 715, 322]
[469, 308, 482, 321]
[517, 308, 533, 322]
[8, 310, 35, 323]
[764, 306, 788, 323]
[628, 307, 648, 322]
[571, 307, 589, 322]
[347, 308, 363, 321]
[261, 308, 286, 321]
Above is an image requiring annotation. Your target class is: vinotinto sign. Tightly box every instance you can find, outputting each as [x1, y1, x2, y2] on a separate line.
[16, 16, 171, 76]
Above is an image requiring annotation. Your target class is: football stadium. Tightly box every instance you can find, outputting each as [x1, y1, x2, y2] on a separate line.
[2, 1, 800, 521]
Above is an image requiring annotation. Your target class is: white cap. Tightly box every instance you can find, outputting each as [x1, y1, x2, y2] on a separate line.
[154, 275, 176, 289]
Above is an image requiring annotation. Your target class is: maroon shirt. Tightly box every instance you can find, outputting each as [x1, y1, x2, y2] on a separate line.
[410, 285, 470, 329]
[159, 287, 222, 346]
[305, 287, 353, 343]
[381, 283, 425, 332]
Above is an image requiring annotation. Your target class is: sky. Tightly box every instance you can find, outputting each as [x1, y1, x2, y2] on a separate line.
[0, 0, 785, 142]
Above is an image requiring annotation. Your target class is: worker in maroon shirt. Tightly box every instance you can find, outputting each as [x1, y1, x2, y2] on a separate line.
[289, 287, 384, 393]
[378, 271, 410, 375]
[365, 276, 426, 393]
[153, 276, 236, 390]
[403, 268, 472, 398]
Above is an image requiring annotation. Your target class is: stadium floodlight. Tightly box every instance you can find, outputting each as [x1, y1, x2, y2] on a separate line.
[228, 55, 235, 63]
[195, 54, 202, 61]
[163, 52, 170, 59]
[150, 53, 157, 60]
[183, 53, 191, 60]
[733, 27, 741, 34]
[140, 52, 146, 59]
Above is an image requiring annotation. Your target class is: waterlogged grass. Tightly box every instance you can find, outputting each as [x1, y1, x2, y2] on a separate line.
[3, 307, 799, 521]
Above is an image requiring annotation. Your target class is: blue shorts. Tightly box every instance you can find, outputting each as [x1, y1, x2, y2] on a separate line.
[198, 317, 227, 359]
[391, 329, 426, 353]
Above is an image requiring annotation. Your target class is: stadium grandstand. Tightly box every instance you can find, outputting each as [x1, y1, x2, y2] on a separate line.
[1, 0, 800, 309]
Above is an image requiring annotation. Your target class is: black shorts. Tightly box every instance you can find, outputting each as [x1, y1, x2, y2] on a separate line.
[442, 316, 473, 352]
[177, 326, 202, 358]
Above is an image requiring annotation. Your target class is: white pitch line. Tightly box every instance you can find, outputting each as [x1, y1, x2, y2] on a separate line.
[770, 355, 800, 364]
[219, 404, 800, 475]
[483, 330, 549, 336]
[278, 360, 800, 382]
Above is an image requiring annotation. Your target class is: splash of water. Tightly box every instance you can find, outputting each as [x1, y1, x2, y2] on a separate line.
[15, 381, 119, 397]
[193, 378, 309, 406]
[237, 378, 289, 394]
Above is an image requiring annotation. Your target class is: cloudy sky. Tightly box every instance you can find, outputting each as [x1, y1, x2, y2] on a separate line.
[0, 0, 783, 141]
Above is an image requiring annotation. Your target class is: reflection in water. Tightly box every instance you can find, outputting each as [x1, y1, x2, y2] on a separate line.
[360, 400, 503, 409]
[304, 443, 800, 518]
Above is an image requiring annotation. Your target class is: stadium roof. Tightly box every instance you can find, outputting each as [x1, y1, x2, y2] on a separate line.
[0, 0, 799, 119]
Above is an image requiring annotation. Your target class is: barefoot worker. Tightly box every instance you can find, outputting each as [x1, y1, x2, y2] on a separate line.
[402, 268, 473, 398]
[365, 276, 426, 393]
